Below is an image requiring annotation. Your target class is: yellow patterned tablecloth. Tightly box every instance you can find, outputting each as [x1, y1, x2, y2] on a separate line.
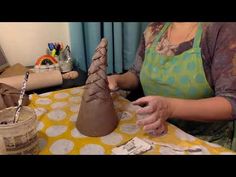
[29, 86, 235, 155]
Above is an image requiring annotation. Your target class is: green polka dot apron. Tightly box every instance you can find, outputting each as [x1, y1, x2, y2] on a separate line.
[140, 22, 234, 149]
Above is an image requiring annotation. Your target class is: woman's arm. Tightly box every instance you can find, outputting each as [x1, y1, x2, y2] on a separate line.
[203, 23, 236, 120]
[108, 34, 145, 91]
[115, 71, 139, 90]
[108, 71, 139, 91]
[168, 96, 233, 121]
[134, 96, 233, 134]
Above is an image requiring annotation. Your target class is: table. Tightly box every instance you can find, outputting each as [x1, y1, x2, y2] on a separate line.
[29, 86, 235, 155]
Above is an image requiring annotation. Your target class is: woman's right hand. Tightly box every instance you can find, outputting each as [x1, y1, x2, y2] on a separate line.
[107, 75, 120, 91]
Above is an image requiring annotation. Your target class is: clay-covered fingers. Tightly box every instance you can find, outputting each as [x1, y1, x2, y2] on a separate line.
[136, 112, 157, 126]
[132, 96, 154, 107]
[157, 123, 167, 134]
[107, 75, 119, 91]
[142, 118, 163, 131]
[150, 123, 167, 136]
[136, 104, 155, 115]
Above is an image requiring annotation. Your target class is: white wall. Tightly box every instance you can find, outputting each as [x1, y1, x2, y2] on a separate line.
[0, 22, 70, 66]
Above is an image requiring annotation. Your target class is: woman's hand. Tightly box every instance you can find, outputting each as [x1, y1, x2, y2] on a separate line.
[107, 75, 120, 91]
[133, 96, 173, 136]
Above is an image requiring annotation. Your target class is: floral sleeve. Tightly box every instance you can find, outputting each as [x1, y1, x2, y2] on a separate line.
[128, 34, 145, 80]
[128, 22, 164, 80]
[207, 23, 236, 119]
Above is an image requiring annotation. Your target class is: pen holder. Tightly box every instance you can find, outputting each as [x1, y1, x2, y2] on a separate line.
[0, 106, 39, 155]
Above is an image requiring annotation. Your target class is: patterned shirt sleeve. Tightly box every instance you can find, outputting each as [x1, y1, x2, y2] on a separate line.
[129, 22, 164, 80]
[206, 23, 236, 119]
[128, 34, 145, 80]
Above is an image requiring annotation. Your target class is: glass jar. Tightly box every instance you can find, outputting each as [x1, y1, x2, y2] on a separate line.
[59, 51, 73, 73]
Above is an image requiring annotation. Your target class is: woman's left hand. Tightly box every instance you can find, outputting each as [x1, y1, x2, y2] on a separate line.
[133, 96, 173, 136]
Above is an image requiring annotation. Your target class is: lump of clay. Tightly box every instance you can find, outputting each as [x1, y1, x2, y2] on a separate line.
[76, 38, 118, 137]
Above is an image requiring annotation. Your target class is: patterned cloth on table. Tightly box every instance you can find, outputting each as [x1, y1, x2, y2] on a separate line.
[29, 87, 235, 155]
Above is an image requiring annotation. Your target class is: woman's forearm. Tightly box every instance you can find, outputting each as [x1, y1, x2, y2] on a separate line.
[117, 71, 139, 90]
[168, 96, 233, 121]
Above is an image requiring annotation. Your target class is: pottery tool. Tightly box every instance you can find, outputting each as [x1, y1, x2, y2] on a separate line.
[13, 71, 30, 123]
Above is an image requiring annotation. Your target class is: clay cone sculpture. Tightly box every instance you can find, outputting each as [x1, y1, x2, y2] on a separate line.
[76, 38, 118, 137]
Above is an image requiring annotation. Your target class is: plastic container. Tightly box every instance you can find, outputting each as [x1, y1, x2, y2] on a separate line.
[0, 106, 39, 155]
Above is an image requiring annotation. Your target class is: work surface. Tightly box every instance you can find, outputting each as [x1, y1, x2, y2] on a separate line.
[29, 87, 235, 155]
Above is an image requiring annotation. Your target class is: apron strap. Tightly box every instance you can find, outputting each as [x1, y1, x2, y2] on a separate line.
[193, 23, 203, 48]
[151, 22, 203, 49]
[151, 22, 171, 48]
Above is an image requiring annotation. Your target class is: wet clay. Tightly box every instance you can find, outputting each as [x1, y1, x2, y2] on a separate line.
[76, 38, 118, 137]
[0, 107, 32, 125]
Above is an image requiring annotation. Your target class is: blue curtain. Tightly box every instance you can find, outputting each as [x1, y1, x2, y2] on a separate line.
[69, 22, 148, 74]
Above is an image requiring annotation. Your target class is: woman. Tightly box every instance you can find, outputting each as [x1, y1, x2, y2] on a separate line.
[108, 22, 236, 149]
